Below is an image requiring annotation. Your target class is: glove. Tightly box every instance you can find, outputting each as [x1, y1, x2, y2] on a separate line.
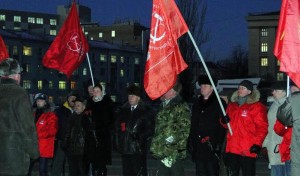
[221, 115, 230, 124]
[250, 144, 261, 154]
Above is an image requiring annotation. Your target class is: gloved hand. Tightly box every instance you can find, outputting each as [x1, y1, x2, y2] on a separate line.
[250, 144, 261, 154]
[221, 115, 230, 124]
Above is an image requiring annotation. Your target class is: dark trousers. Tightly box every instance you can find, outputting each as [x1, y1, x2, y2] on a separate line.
[195, 156, 219, 176]
[67, 155, 85, 176]
[51, 140, 67, 176]
[154, 159, 185, 176]
[28, 157, 49, 176]
[122, 154, 147, 176]
[226, 153, 256, 176]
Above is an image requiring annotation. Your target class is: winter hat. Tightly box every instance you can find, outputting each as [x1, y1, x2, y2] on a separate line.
[198, 75, 215, 86]
[271, 82, 286, 91]
[68, 90, 79, 98]
[127, 84, 141, 97]
[73, 96, 87, 105]
[0, 58, 23, 77]
[239, 80, 253, 91]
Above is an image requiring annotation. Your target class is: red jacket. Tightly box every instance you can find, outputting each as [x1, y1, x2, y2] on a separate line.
[36, 111, 58, 158]
[273, 119, 292, 162]
[224, 90, 268, 158]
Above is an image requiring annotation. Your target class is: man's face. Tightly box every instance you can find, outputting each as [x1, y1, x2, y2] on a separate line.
[272, 89, 286, 100]
[290, 85, 300, 94]
[68, 95, 77, 107]
[237, 86, 251, 98]
[93, 87, 103, 97]
[162, 88, 176, 100]
[200, 84, 213, 98]
[74, 101, 85, 114]
[128, 95, 140, 106]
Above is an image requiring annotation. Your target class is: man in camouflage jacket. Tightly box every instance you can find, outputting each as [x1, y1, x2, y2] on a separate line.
[150, 81, 191, 176]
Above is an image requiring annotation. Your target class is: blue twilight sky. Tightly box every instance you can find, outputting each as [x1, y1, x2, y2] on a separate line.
[0, 0, 281, 61]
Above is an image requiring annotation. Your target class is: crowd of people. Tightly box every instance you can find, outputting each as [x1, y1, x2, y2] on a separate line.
[1, 57, 300, 176]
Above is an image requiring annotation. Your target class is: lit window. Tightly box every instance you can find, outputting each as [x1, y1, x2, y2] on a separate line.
[23, 46, 32, 56]
[277, 60, 280, 66]
[134, 58, 140, 65]
[100, 82, 106, 89]
[99, 32, 103, 38]
[24, 64, 31, 73]
[85, 31, 88, 35]
[37, 80, 43, 90]
[36, 18, 43, 24]
[49, 81, 53, 89]
[111, 30, 116, 37]
[28, 17, 35, 24]
[50, 19, 57, 25]
[120, 69, 124, 77]
[277, 73, 284, 81]
[90, 37, 93, 40]
[261, 43, 268, 53]
[50, 30, 57, 35]
[83, 68, 87, 75]
[120, 56, 125, 63]
[14, 16, 21, 22]
[110, 95, 116, 102]
[71, 81, 77, 89]
[13, 46, 18, 55]
[0, 15, 5, 21]
[261, 28, 268, 37]
[100, 54, 107, 62]
[260, 57, 268, 66]
[111, 55, 117, 63]
[14, 27, 21, 30]
[58, 81, 66, 90]
[23, 80, 31, 89]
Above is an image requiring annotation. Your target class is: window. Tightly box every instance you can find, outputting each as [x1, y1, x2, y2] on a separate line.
[50, 19, 57, 25]
[28, 17, 35, 24]
[134, 58, 140, 65]
[120, 69, 124, 77]
[37, 80, 43, 90]
[277, 73, 284, 81]
[14, 16, 21, 22]
[100, 54, 107, 62]
[24, 64, 31, 73]
[0, 15, 5, 21]
[23, 46, 32, 56]
[99, 32, 103, 38]
[36, 18, 43, 24]
[23, 80, 31, 89]
[83, 68, 87, 75]
[49, 81, 53, 89]
[111, 30, 116, 37]
[261, 28, 268, 37]
[84, 31, 88, 35]
[261, 43, 268, 53]
[110, 95, 116, 102]
[260, 57, 268, 66]
[58, 81, 66, 90]
[100, 82, 106, 89]
[50, 30, 57, 35]
[277, 60, 280, 66]
[71, 81, 77, 89]
[13, 46, 18, 55]
[120, 56, 125, 63]
[111, 55, 117, 63]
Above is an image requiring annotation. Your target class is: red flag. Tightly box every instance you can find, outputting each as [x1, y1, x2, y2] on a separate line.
[144, 0, 188, 100]
[274, 0, 300, 88]
[43, 2, 89, 78]
[0, 35, 9, 62]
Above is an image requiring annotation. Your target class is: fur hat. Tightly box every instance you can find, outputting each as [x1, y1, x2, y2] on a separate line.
[198, 75, 215, 86]
[127, 84, 141, 97]
[271, 82, 286, 91]
[239, 80, 253, 91]
[0, 58, 23, 77]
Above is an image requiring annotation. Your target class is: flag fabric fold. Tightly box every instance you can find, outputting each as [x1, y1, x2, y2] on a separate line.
[0, 35, 9, 62]
[43, 2, 89, 78]
[274, 0, 300, 88]
[144, 0, 188, 100]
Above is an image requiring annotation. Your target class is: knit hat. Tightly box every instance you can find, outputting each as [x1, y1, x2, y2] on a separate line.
[198, 75, 215, 86]
[127, 84, 141, 97]
[239, 80, 253, 91]
[0, 58, 23, 76]
[271, 82, 286, 91]
[73, 96, 87, 105]
[34, 93, 48, 101]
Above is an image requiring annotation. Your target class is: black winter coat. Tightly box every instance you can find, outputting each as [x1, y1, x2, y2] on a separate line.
[54, 104, 73, 141]
[0, 78, 39, 175]
[188, 93, 226, 162]
[83, 95, 114, 165]
[114, 101, 155, 155]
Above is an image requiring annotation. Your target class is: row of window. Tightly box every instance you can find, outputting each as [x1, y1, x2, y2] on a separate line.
[0, 14, 57, 25]
[84, 31, 116, 38]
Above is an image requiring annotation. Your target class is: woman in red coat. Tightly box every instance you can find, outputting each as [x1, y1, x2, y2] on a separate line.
[28, 93, 58, 176]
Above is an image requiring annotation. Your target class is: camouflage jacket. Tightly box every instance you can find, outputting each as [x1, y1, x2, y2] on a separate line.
[150, 95, 191, 162]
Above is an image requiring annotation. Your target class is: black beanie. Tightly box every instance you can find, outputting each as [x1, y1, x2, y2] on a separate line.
[127, 84, 141, 97]
[239, 80, 253, 91]
[198, 75, 215, 86]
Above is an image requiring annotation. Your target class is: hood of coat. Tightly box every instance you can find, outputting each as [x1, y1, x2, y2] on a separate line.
[231, 88, 260, 104]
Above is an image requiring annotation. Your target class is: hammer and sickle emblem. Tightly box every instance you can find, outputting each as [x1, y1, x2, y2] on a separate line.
[67, 33, 82, 54]
[150, 12, 166, 44]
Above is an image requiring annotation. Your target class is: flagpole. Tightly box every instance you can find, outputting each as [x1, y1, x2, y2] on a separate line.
[187, 30, 233, 136]
[287, 76, 290, 96]
[86, 53, 95, 86]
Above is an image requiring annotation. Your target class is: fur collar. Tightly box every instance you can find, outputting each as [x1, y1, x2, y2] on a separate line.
[230, 89, 260, 104]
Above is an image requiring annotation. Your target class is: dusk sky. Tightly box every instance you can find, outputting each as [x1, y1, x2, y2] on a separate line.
[0, 0, 281, 61]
